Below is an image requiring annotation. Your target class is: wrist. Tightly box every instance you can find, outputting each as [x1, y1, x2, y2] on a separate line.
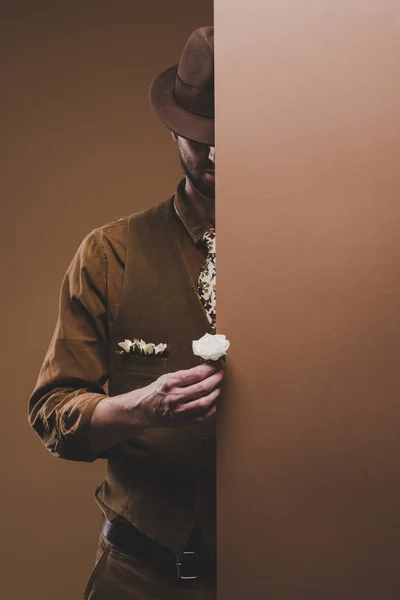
[89, 389, 144, 453]
[123, 386, 153, 430]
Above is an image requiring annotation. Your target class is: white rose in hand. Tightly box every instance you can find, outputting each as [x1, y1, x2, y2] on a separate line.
[192, 333, 230, 362]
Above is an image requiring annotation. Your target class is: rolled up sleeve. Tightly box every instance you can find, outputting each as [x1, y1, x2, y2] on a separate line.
[28, 230, 110, 462]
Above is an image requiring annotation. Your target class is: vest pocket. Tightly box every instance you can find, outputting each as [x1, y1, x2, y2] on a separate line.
[113, 354, 168, 393]
[115, 353, 167, 374]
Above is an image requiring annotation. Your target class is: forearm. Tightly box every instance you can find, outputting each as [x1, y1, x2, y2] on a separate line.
[88, 388, 146, 453]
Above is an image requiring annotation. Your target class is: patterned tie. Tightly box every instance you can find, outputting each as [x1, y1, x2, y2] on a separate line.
[197, 226, 216, 330]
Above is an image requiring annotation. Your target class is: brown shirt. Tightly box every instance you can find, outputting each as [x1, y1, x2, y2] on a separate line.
[28, 178, 209, 463]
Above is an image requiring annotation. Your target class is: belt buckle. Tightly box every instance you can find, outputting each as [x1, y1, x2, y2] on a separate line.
[175, 550, 200, 580]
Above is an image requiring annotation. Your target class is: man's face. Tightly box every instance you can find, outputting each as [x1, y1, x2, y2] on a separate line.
[173, 134, 215, 200]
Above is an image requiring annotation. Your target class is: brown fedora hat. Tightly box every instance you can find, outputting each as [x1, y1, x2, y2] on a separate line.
[149, 26, 214, 145]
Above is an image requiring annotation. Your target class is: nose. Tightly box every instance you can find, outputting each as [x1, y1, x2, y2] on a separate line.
[208, 146, 215, 163]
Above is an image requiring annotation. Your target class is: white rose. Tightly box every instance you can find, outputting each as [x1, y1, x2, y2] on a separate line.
[192, 333, 230, 362]
[118, 339, 134, 353]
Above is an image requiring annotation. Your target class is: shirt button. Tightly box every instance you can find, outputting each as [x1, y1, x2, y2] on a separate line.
[201, 436, 210, 448]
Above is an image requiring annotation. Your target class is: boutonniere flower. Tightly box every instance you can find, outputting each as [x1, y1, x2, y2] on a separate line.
[192, 333, 230, 364]
[116, 338, 168, 358]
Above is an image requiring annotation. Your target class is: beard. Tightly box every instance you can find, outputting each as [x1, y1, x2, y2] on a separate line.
[178, 144, 215, 201]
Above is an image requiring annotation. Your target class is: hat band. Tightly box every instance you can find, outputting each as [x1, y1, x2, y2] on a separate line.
[173, 73, 214, 119]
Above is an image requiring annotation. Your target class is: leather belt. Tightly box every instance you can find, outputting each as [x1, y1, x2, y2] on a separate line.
[100, 515, 216, 581]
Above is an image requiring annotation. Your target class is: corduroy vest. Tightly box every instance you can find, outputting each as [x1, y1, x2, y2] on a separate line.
[95, 196, 216, 557]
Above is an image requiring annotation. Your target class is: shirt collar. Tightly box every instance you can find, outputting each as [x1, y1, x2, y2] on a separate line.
[173, 178, 209, 245]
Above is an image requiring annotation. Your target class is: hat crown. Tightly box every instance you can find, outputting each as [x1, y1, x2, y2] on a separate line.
[177, 26, 214, 93]
[149, 25, 215, 145]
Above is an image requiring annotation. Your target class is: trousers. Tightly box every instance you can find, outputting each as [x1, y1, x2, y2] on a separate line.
[84, 532, 217, 600]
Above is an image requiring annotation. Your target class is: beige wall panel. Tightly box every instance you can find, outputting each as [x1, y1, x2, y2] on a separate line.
[215, 2, 400, 598]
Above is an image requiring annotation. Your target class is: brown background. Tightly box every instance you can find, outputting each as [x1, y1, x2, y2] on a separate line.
[4, 1, 400, 599]
[1, 2, 213, 599]
[216, 1, 400, 598]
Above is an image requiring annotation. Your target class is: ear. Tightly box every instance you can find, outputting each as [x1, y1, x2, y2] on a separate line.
[170, 131, 179, 142]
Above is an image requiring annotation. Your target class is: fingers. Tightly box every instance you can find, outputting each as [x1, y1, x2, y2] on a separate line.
[148, 362, 225, 428]
[173, 386, 220, 420]
[171, 369, 223, 407]
[170, 363, 221, 388]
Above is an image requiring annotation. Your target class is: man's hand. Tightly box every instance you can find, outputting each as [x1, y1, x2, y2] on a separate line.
[89, 362, 224, 453]
[133, 362, 224, 428]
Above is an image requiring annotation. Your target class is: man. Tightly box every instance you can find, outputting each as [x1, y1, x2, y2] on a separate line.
[28, 26, 223, 600]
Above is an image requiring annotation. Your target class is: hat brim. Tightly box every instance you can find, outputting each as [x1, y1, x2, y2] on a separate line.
[149, 65, 214, 146]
